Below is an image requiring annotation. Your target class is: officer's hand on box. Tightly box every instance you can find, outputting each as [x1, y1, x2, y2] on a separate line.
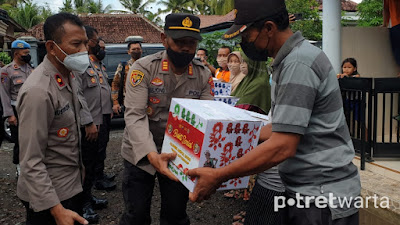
[50, 203, 88, 225]
[147, 152, 179, 182]
[85, 123, 98, 141]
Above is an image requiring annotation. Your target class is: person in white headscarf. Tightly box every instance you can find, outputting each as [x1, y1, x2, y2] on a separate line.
[227, 51, 246, 92]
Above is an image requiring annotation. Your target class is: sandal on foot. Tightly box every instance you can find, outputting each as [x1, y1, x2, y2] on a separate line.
[232, 218, 245, 225]
[233, 211, 246, 221]
[224, 190, 235, 198]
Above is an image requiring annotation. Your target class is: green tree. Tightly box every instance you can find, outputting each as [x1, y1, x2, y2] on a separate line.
[40, 3, 53, 21]
[198, 31, 239, 67]
[87, 0, 112, 13]
[207, 0, 233, 15]
[59, 0, 74, 13]
[145, 9, 163, 27]
[357, 0, 383, 27]
[158, 0, 193, 14]
[0, 52, 12, 65]
[286, 0, 322, 41]
[118, 0, 155, 14]
[59, 0, 112, 14]
[9, 1, 43, 29]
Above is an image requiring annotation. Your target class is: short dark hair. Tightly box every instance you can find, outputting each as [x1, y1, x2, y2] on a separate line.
[197, 48, 208, 56]
[11, 49, 18, 59]
[220, 46, 231, 53]
[253, 8, 289, 31]
[84, 25, 98, 39]
[44, 13, 84, 43]
[127, 41, 142, 50]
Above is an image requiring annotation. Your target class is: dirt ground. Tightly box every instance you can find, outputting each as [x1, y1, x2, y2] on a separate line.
[0, 125, 246, 225]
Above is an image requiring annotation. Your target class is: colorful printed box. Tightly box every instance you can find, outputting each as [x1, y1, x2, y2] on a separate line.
[161, 98, 262, 192]
[213, 79, 232, 96]
[214, 96, 240, 106]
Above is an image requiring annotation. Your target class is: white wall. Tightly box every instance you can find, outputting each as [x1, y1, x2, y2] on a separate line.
[342, 27, 398, 78]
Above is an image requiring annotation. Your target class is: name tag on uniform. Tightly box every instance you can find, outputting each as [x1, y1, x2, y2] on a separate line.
[186, 89, 201, 97]
[149, 87, 166, 94]
[55, 103, 70, 116]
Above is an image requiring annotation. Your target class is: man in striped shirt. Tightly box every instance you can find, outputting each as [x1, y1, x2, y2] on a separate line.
[188, 1, 361, 224]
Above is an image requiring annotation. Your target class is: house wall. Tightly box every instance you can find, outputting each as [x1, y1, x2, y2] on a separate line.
[342, 27, 398, 78]
[341, 27, 399, 149]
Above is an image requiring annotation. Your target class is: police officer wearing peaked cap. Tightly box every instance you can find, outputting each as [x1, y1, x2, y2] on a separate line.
[0, 39, 33, 175]
[120, 13, 214, 225]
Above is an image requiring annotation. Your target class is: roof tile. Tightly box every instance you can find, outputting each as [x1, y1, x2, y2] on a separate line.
[19, 14, 163, 43]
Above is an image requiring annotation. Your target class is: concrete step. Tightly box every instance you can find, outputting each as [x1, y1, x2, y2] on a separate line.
[353, 157, 400, 182]
[353, 157, 400, 224]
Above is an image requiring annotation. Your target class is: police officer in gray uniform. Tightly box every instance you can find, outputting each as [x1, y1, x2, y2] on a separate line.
[76, 25, 114, 224]
[0, 40, 33, 172]
[16, 12, 88, 225]
[120, 13, 214, 225]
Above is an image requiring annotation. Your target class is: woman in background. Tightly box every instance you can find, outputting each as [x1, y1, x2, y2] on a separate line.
[227, 51, 246, 93]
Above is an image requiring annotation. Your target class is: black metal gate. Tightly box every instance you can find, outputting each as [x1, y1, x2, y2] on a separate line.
[339, 77, 400, 169]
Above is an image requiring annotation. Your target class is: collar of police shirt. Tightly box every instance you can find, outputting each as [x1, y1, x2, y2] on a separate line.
[174, 73, 183, 81]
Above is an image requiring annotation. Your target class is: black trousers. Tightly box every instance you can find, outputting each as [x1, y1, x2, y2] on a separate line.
[244, 182, 285, 225]
[282, 194, 359, 225]
[120, 160, 190, 225]
[22, 193, 83, 225]
[11, 106, 19, 164]
[81, 126, 99, 204]
[95, 114, 111, 180]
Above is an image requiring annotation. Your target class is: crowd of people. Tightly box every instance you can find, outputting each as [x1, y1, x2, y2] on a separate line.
[4, 0, 400, 225]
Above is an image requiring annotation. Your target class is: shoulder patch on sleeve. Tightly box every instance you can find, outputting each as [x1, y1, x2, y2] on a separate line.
[192, 59, 205, 68]
[130, 70, 144, 87]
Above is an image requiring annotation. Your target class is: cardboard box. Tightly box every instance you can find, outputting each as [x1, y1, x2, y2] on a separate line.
[214, 96, 240, 106]
[161, 98, 262, 192]
[213, 79, 232, 96]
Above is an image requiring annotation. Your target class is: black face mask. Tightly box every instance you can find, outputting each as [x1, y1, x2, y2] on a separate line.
[21, 54, 31, 63]
[240, 29, 269, 62]
[96, 50, 106, 61]
[90, 44, 106, 61]
[240, 40, 269, 62]
[130, 52, 141, 60]
[166, 48, 195, 68]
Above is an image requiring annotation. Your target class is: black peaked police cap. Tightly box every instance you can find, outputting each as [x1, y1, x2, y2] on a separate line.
[164, 13, 202, 41]
[223, 0, 286, 40]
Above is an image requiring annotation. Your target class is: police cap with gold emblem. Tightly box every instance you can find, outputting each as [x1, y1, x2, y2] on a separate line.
[223, 0, 286, 40]
[11, 40, 31, 49]
[164, 13, 202, 41]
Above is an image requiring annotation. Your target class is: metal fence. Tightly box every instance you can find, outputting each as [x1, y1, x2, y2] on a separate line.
[339, 77, 400, 170]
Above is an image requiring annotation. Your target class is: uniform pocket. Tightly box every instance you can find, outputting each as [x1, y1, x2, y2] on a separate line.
[11, 76, 26, 86]
[49, 102, 77, 146]
[48, 122, 77, 147]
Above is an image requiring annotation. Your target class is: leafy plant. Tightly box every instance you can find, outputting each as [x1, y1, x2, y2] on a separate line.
[357, 0, 383, 27]
[0, 52, 12, 65]
[286, 0, 322, 41]
[198, 31, 239, 67]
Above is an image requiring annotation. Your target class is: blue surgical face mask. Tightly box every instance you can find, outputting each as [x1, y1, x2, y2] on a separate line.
[53, 41, 90, 74]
